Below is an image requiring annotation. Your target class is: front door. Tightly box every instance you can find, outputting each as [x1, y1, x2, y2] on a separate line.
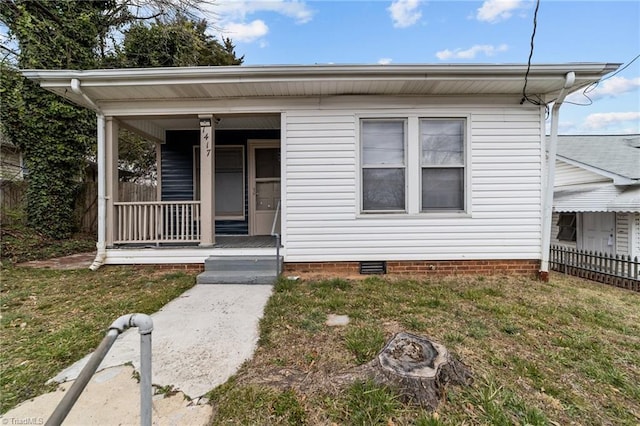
[581, 212, 615, 254]
[249, 141, 281, 235]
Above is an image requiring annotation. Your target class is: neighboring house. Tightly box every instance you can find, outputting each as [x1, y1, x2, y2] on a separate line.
[552, 134, 640, 259]
[23, 63, 618, 278]
[0, 130, 24, 181]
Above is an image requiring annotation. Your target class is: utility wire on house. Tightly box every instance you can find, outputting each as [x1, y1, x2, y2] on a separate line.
[565, 53, 640, 106]
[520, 0, 546, 112]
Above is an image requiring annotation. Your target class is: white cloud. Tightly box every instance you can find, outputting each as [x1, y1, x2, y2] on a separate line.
[476, 0, 524, 23]
[214, 1, 314, 25]
[588, 76, 640, 100]
[566, 76, 640, 105]
[584, 112, 640, 131]
[211, 1, 314, 44]
[557, 120, 577, 135]
[436, 44, 508, 60]
[388, 0, 422, 28]
[222, 20, 269, 43]
[378, 58, 393, 65]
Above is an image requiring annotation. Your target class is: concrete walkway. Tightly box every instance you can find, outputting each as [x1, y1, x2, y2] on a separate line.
[2, 283, 273, 425]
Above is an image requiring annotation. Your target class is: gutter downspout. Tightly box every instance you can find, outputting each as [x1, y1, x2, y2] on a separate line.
[71, 78, 106, 270]
[539, 71, 575, 280]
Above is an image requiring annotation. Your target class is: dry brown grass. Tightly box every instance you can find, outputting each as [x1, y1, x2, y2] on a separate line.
[0, 265, 197, 413]
[209, 273, 640, 425]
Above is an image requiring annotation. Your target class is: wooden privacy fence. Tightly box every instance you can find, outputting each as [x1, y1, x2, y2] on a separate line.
[77, 182, 156, 233]
[550, 245, 639, 292]
[0, 180, 27, 225]
[1, 181, 156, 233]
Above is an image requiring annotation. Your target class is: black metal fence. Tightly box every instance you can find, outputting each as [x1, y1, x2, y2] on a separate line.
[550, 245, 639, 292]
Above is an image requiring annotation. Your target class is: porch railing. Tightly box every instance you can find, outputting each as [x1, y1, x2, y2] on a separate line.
[114, 201, 201, 244]
[550, 245, 639, 292]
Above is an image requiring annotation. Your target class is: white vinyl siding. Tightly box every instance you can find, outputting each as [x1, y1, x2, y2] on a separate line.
[282, 101, 543, 262]
[633, 213, 640, 259]
[616, 213, 631, 256]
[555, 161, 608, 188]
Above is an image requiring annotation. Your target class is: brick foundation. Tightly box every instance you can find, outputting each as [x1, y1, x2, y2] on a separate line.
[132, 263, 205, 272]
[284, 259, 540, 278]
[125, 259, 540, 278]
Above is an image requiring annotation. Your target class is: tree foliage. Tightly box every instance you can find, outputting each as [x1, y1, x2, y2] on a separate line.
[117, 129, 158, 182]
[116, 15, 243, 67]
[0, 1, 243, 237]
[0, 1, 110, 238]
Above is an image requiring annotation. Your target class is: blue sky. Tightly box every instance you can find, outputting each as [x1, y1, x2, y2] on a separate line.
[207, 0, 640, 135]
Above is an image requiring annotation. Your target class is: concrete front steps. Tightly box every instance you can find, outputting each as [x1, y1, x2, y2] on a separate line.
[197, 255, 283, 284]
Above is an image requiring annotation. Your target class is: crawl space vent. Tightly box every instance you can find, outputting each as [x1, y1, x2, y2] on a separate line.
[360, 261, 387, 275]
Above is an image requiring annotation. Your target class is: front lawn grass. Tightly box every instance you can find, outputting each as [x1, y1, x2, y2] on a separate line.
[209, 273, 640, 425]
[0, 265, 197, 413]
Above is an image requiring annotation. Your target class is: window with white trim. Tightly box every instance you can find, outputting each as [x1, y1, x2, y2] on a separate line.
[557, 213, 577, 242]
[420, 119, 466, 211]
[194, 145, 245, 220]
[360, 117, 467, 214]
[361, 119, 407, 212]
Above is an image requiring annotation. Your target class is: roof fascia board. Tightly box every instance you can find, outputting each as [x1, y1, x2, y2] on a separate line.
[22, 63, 619, 86]
[94, 95, 528, 116]
[22, 63, 620, 112]
[557, 155, 638, 185]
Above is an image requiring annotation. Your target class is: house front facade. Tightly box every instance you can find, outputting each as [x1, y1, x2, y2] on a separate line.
[23, 63, 618, 277]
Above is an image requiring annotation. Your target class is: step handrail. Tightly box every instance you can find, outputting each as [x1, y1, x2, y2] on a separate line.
[46, 314, 153, 426]
[270, 200, 282, 277]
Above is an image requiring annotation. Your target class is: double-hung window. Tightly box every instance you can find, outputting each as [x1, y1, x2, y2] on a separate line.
[361, 119, 407, 212]
[360, 117, 467, 214]
[420, 119, 466, 211]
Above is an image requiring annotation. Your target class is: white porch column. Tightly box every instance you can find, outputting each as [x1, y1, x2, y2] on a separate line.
[105, 117, 119, 246]
[199, 115, 215, 246]
[155, 142, 162, 200]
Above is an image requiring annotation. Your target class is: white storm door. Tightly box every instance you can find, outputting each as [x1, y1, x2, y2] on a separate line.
[249, 141, 281, 236]
[581, 212, 615, 254]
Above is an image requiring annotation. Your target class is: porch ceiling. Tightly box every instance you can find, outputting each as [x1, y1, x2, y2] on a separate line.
[121, 114, 281, 132]
[23, 63, 619, 111]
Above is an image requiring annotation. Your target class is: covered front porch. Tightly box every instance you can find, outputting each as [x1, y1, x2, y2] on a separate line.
[104, 113, 282, 251]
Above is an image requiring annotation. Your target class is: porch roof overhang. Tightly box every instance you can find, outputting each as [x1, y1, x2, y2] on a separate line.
[554, 183, 640, 213]
[22, 63, 619, 111]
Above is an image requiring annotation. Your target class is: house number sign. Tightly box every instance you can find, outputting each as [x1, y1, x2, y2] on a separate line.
[200, 118, 212, 158]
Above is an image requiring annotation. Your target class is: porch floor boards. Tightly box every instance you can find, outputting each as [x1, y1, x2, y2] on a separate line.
[213, 235, 277, 249]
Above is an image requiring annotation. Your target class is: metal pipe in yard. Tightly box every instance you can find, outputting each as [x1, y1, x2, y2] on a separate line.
[275, 233, 281, 277]
[139, 331, 152, 426]
[45, 330, 119, 426]
[45, 314, 153, 426]
[271, 200, 282, 278]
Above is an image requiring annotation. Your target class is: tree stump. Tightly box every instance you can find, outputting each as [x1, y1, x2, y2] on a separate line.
[361, 332, 472, 410]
